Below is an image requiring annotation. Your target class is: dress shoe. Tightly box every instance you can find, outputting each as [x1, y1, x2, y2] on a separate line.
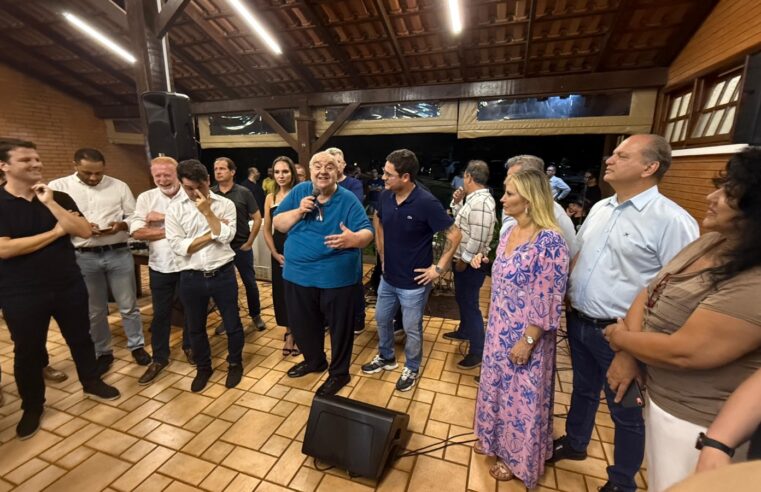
[16, 407, 44, 440]
[546, 435, 587, 463]
[131, 347, 152, 366]
[457, 354, 482, 369]
[599, 483, 626, 492]
[226, 364, 243, 388]
[442, 330, 468, 341]
[191, 369, 213, 392]
[138, 362, 168, 385]
[214, 323, 226, 335]
[287, 360, 328, 378]
[43, 366, 68, 383]
[183, 347, 196, 366]
[253, 315, 266, 331]
[83, 379, 120, 401]
[96, 353, 115, 376]
[316, 375, 351, 396]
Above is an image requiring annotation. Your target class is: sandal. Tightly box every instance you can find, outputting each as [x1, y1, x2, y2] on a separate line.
[282, 332, 294, 357]
[488, 460, 514, 481]
[473, 442, 488, 455]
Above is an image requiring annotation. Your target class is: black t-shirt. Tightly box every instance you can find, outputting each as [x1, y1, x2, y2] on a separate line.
[211, 183, 259, 249]
[242, 179, 266, 213]
[0, 187, 83, 295]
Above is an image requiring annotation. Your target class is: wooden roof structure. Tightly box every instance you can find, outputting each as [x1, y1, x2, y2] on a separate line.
[0, 0, 718, 118]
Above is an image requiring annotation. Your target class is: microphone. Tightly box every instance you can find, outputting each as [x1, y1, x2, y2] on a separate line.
[302, 186, 322, 220]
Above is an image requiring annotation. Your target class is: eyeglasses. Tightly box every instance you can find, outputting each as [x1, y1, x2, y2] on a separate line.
[646, 273, 672, 309]
[310, 164, 337, 173]
[382, 171, 400, 179]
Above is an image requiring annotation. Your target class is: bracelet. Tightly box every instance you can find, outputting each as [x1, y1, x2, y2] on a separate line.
[695, 432, 735, 457]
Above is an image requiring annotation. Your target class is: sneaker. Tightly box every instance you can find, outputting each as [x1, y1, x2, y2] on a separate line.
[361, 355, 398, 374]
[131, 347, 152, 366]
[395, 367, 418, 392]
[191, 369, 213, 393]
[83, 380, 121, 401]
[138, 362, 168, 385]
[546, 435, 588, 463]
[354, 319, 366, 335]
[442, 330, 468, 341]
[16, 408, 44, 440]
[226, 364, 243, 388]
[253, 315, 266, 331]
[183, 347, 196, 366]
[96, 353, 114, 376]
[43, 366, 68, 383]
[457, 354, 482, 369]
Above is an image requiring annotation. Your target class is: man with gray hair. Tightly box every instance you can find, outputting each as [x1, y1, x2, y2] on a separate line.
[503, 155, 578, 257]
[443, 160, 497, 369]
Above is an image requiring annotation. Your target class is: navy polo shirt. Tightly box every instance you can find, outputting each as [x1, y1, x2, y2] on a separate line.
[0, 188, 83, 296]
[378, 186, 453, 290]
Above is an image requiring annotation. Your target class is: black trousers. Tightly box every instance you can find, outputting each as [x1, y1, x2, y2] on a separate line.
[3, 279, 98, 410]
[148, 269, 190, 365]
[284, 279, 358, 377]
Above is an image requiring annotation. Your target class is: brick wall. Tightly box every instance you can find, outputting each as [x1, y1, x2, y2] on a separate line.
[0, 63, 152, 195]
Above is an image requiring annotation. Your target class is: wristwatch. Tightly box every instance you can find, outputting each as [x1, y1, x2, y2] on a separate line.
[434, 265, 443, 274]
[695, 432, 735, 457]
[524, 335, 535, 345]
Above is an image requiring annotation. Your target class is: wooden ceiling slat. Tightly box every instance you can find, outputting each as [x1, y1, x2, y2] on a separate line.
[373, 0, 411, 85]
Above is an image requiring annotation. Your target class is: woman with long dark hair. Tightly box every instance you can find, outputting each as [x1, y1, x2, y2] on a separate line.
[262, 156, 299, 356]
[605, 148, 761, 491]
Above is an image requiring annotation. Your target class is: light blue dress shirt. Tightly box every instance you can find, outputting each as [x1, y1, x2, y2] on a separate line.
[549, 175, 571, 200]
[569, 185, 699, 319]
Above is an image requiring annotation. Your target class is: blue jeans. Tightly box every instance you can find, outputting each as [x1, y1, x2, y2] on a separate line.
[179, 263, 243, 370]
[375, 278, 431, 372]
[453, 265, 486, 357]
[76, 248, 144, 356]
[233, 247, 261, 317]
[566, 311, 644, 492]
[148, 269, 190, 365]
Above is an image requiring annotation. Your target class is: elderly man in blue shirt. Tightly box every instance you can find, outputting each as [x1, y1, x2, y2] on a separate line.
[549, 134, 699, 492]
[274, 150, 373, 396]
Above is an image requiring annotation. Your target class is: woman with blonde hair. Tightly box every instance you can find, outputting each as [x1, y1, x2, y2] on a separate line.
[262, 156, 300, 356]
[471, 168, 570, 486]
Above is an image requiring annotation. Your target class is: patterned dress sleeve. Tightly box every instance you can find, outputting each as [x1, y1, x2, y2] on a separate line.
[526, 230, 570, 331]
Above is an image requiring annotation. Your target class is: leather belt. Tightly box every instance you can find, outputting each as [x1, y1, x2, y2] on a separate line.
[569, 308, 617, 327]
[186, 261, 234, 278]
[75, 242, 129, 253]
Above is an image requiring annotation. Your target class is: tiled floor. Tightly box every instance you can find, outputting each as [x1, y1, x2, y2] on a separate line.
[0, 268, 647, 491]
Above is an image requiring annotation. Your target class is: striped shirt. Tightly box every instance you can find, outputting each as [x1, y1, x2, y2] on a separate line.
[451, 188, 497, 262]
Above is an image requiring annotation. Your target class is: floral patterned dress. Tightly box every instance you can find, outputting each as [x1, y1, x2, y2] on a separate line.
[474, 226, 569, 488]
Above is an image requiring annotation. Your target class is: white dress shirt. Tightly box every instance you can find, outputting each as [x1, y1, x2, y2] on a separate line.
[501, 201, 578, 257]
[569, 185, 699, 319]
[164, 190, 236, 271]
[451, 188, 497, 262]
[130, 187, 183, 274]
[48, 173, 135, 248]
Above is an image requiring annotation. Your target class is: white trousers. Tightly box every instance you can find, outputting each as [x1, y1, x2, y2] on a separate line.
[645, 397, 706, 492]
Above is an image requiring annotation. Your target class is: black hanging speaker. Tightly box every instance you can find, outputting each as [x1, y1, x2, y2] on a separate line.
[140, 91, 197, 161]
[302, 394, 410, 480]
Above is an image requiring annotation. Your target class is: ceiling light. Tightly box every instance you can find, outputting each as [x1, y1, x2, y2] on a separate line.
[62, 12, 136, 64]
[448, 0, 463, 34]
[227, 0, 282, 55]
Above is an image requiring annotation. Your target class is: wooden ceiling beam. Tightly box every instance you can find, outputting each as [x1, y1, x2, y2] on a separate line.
[293, 0, 364, 87]
[191, 67, 667, 114]
[373, 0, 411, 85]
[592, 1, 637, 72]
[182, 4, 281, 96]
[170, 46, 241, 99]
[654, 0, 720, 66]
[3, 3, 136, 89]
[313, 103, 360, 151]
[0, 33, 135, 105]
[155, 0, 192, 37]
[523, 0, 537, 76]
[252, 107, 298, 149]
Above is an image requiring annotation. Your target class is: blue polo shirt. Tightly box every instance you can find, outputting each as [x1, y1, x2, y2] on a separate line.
[378, 186, 453, 290]
[274, 182, 372, 288]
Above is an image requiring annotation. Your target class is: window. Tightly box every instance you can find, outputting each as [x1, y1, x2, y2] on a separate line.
[208, 110, 295, 136]
[476, 92, 631, 121]
[691, 70, 742, 140]
[663, 91, 692, 143]
[325, 103, 440, 121]
[659, 64, 745, 147]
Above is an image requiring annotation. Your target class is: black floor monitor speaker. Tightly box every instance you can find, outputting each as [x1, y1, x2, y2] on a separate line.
[302, 394, 410, 480]
[141, 91, 197, 161]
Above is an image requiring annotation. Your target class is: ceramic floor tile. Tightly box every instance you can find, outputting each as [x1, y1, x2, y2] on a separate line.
[199, 466, 238, 491]
[429, 393, 475, 428]
[221, 408, 284, 450]
[145, 423, 196, 450]
[224, 473, 261, 492]
[222, 446, 278, 478]
[45, 452, 130, 491]
[151, 392, 214, 427]
[13, 465, 66, 492]
[289, 466, 324, 492]
[0, 429, 62, 475]
[408, 455, 468, 492]
[264, 440, 308, 486]
[87, 428, 139, 456]
[158, 452, 217, 486]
